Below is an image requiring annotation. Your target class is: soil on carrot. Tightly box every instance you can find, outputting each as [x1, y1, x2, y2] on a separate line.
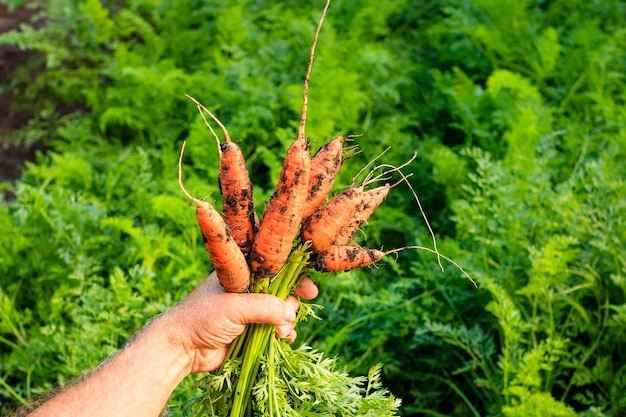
[0, 3, 40, 184]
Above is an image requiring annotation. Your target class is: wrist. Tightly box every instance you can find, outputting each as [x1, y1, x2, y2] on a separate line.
[141, 312, 195, 381]
[27, 312, 195, 417]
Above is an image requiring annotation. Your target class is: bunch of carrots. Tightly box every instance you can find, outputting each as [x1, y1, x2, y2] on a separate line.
[178, 1, 473, 415]
[179, 0, 425, 291]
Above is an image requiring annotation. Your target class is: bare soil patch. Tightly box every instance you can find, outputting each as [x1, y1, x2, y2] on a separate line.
[0, 3, 41, 183]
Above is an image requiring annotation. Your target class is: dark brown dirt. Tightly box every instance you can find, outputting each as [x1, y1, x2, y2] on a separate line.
[0, 3, 41, 184]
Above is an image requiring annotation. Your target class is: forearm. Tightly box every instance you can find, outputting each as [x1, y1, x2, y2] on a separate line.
[28, 315, 191, 417]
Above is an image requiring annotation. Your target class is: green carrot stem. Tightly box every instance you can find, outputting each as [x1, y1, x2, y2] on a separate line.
[227, 243, 311, 416]
[268, 337, 278, 416]
[224, 322, 248, 363]
[230, 323, 274, 415]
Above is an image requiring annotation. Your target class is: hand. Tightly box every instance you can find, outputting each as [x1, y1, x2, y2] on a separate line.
[164, 272, 319, 374]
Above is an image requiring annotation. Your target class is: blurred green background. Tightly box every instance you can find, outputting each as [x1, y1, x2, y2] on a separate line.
[1, 0, 625, 415]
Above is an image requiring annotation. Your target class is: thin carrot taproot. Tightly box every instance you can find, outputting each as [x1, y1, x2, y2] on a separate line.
[301, 135, 345, 220]
[186, 94, 258, 256]
[178, 141, 250, 293]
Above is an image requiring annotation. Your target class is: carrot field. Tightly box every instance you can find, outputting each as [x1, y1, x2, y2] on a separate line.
[1, 0, 625, 415]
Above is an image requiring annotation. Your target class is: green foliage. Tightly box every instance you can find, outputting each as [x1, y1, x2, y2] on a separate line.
[187, 339, 400, 416]
[2, 0, 626, 416]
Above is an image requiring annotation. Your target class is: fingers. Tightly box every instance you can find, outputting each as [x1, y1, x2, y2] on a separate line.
[235, 294, 290, 327]
[277, 277, 318, 342]
[276, 295, 299, 339]
[295, 276, 319, 300]
[231, 277, 318, 343]
[285, 329, 297, 344]
[233, 294, 299, 341]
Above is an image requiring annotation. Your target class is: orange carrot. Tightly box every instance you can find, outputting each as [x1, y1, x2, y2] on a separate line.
[300, 185, 364, 253]
[186, 94, 258, 256]
[313, 243, 477, 288]
[250, 0, 329, 277]
[218, 140, 258, 256]
[178, 141, 250, 293]
[301, 135, 345, 220]
[312, 244, 385, 272]
[302, 146, 402, 251]
[332, 183, 390, 245]
[250, 137, 310, 277]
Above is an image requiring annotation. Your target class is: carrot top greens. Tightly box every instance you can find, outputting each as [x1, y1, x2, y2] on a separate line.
[183, 244, 400, 416]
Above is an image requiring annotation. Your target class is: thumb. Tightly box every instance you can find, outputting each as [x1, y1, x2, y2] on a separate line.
[233, 293, 296, 327]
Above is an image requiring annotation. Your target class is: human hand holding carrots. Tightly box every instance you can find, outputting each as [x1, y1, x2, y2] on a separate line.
[22, 274, 318, 417]
[165, 272, 319, 374]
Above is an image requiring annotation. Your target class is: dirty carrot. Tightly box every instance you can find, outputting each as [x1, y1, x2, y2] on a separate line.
[301, 185, 364, 253]
[250, 137, 310, 278]
[178, 141, 250, 292]
[186, 94, 258, 256]
[300, 151, 401, 253]
[301, 135, 345, 220]
[312, 244, 385, 272]
[314, 243, 477, 287]
[218, 139, 257, 256]
[333, 183, 391, 245]
[250, 0, 330, 278]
